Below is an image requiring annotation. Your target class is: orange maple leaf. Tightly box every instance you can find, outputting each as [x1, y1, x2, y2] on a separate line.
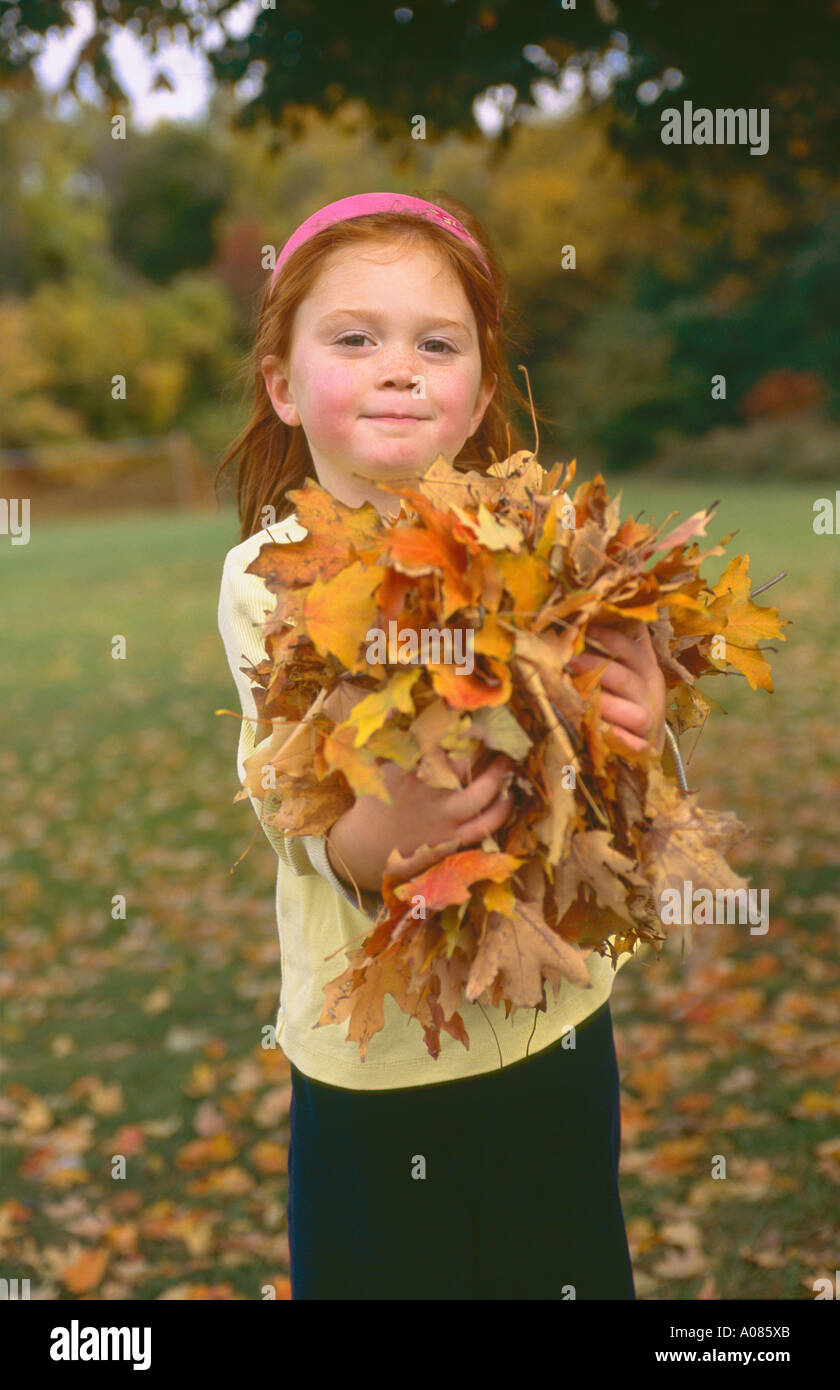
[392, 848, 524, 911]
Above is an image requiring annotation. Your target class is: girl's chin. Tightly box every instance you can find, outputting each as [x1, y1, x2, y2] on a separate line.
[362, 450, 453, 475]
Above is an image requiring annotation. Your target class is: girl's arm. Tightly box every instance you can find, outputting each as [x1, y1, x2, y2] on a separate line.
[217, 547, 384, 919]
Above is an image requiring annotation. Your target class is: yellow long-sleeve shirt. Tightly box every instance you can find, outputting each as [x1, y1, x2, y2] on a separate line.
[218, 512, 648, 1091]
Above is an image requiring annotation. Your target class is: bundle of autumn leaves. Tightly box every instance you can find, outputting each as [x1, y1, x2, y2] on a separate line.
[236, 452, 787, 1061]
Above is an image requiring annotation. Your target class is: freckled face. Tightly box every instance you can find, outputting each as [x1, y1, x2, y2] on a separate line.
[260, 239, 496, 516]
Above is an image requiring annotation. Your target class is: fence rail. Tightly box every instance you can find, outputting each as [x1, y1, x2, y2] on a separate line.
[0, 432, 216, 513]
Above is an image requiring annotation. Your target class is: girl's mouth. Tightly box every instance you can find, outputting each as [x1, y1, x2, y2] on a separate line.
[366, 415, 425, 424]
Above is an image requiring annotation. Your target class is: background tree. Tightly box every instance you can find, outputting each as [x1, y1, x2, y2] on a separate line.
[3, 0, 839, 181]
[2, 22, 838, 476]
[91, 124, 233, 284]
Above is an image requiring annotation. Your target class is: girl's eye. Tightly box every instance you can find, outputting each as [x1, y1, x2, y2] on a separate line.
[335, 333, 454, 353]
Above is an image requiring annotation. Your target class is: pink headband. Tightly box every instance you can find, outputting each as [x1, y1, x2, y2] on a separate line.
[269, 191, 499, 320]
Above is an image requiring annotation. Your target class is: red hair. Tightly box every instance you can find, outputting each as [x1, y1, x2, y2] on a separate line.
[215, 191, 546, 542]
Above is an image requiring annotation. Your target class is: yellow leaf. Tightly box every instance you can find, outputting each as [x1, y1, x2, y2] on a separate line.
[706, 554, 788, 691]
[320, 724, 393, 802]
[343, 666, 421, 746]
[472, 612, 514, 661]
[304, 561, 385, 671]
[448, 500, 524, 551]
[483, 880, 516, 916]
[61, 1246, 109, 1294]
[495, 550, 553, 619]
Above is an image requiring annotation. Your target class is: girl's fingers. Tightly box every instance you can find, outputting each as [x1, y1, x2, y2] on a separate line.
[570, 623, 665, 750]
[597, 691, 654, 741]
[399, 838, 462, 879]
[447, 751, 478, 782]
[448, 755, 512, 819]
[454, 781, 514, 847]
[588, 623, 650, 673]
[569, 651, 648, 709]
[604, 724, 650, 753]
[447, 747, 509, 782]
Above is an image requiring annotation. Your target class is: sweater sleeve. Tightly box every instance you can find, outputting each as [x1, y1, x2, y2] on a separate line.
[217, 542, 384, 921]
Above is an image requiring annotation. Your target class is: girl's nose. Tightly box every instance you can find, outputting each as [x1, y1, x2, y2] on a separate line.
[378, 361, 417, 387]
[374, 344, 420, 378]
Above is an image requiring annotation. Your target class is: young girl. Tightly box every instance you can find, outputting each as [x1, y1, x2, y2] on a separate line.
[217, 191, 670, 1301]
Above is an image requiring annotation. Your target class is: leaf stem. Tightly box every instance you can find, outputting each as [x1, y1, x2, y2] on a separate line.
[514, 656, 609, 826]
[749, 570, 787, 599]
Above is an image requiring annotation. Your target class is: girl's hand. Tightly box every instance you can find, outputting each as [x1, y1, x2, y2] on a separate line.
[567, 621, 667, 756]
[326, 749, 516, 892]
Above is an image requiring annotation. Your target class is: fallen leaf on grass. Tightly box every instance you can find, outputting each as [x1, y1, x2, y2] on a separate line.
[652, 1248, 710, 1279]
[790, 1091, 840, 1119]
[184, 1166, 254, 1196]
[815, 1135, 840, 1183]
[175, 1134, 238, 1170]
[249, 1140, 288, 1174]
[60, 1245, 109, 1294]
[158, 1282, 244, 1300]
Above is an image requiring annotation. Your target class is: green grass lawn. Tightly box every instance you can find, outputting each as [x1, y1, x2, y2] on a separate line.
[1, 478, 838, 1299]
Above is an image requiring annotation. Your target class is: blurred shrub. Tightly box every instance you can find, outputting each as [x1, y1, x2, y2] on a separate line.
[643, 411, 840, 480]
[1, 273, 240, 448]
[739, 368, 828, 421]
[92, 123, 233, 285]
[537, 303, 705, 471]
[0, 299, 86, 444]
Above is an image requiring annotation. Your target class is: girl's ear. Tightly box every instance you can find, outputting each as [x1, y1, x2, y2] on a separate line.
[470, 371, 497, 435]
[261, 354, 300, 427]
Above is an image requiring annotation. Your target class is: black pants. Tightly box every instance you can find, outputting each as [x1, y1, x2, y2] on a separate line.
[287, 1000, 635, 1300]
